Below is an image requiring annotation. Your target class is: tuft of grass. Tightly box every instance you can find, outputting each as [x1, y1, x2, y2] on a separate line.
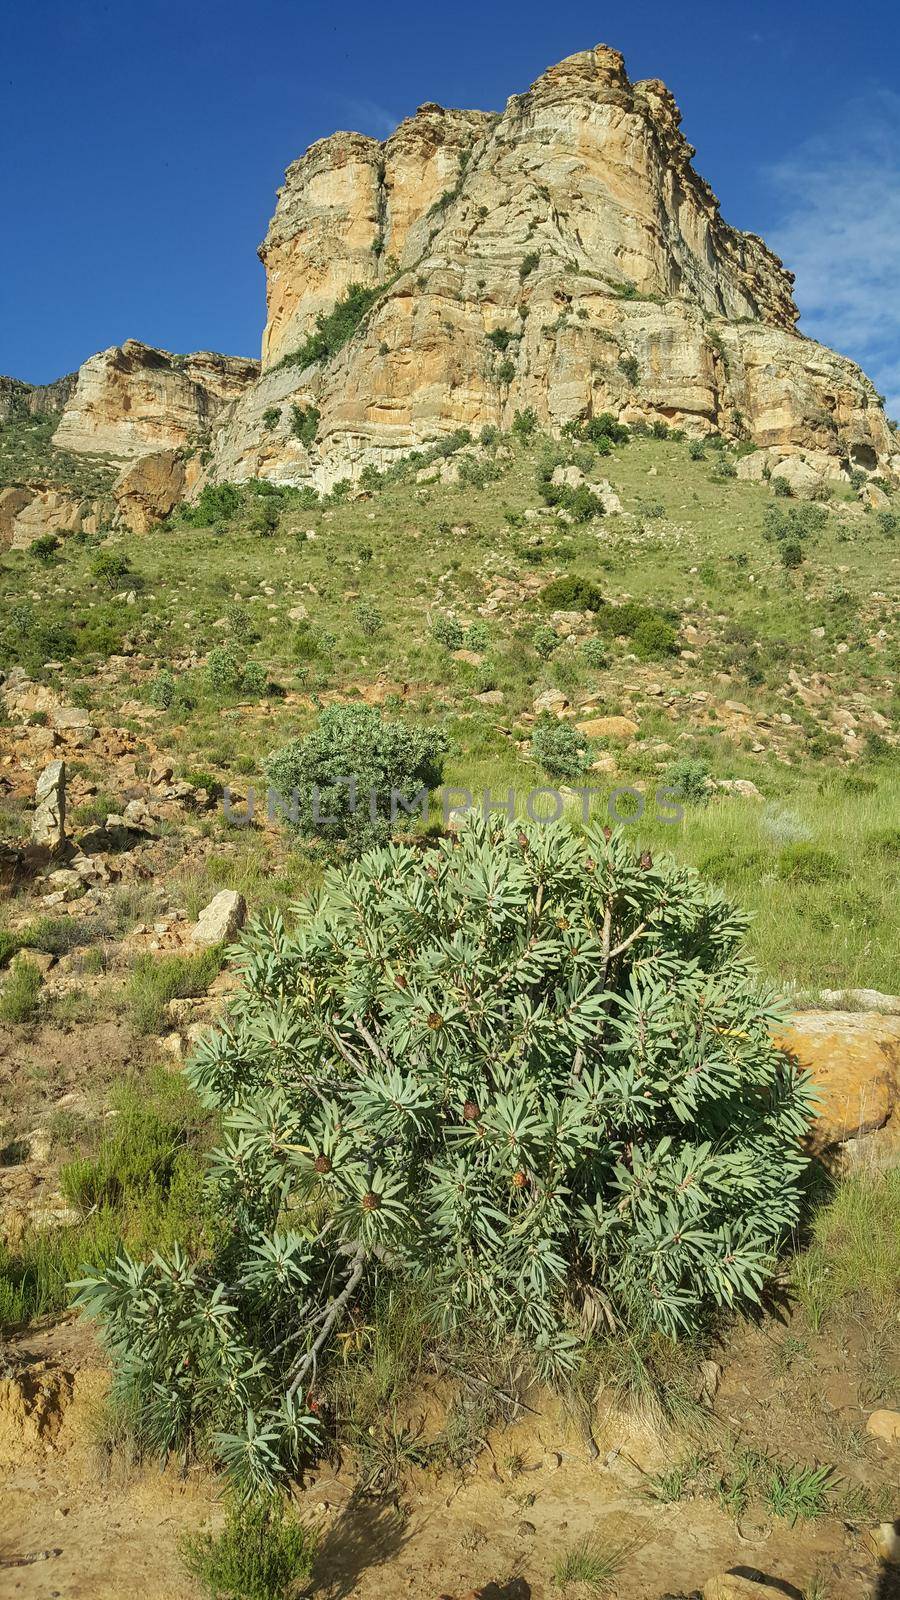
[553, 1533, 631, 1594]
[126, 945, 223, 1035]
[180, 1493, 317, 1600]
[762, 1461, 834, 1525]
[0, 955, 43, 1023]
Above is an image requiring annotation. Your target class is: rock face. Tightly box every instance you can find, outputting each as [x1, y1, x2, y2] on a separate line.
[30, 760, 66, 852]
[53, 339, 259, 460]
[112, 448, 202, 533]
[207, 45, 898, 490]
[0, 371, 77, 422]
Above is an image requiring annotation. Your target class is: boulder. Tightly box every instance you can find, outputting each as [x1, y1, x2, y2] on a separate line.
[770, 455, 825, 495]
[774, 1011, 900, 1150]
[866, 1409, 900, 1446]
[533, 688, 569, 715]
[30, 760, 66, 851]
[192, 890, 247, 948]
[575, 716, 639, 740]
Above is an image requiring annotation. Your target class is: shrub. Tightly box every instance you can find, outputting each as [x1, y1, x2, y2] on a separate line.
[30, 533, 61, 562]
[90, 549, 131, 589]
[0, 956, 43, 1024]
[182, 482, 242, 528]
[289, 404, 320, 445]
[541, 575, 604, 612]
[264, 704, 447, 851]
[688, 439, 706, 460]
[519, 251, 539, 281]
[876, 509, 898, 538]
[632, 616, 679, 659]
[355, 600, 383, 637]
[148, 669, 196, 713]
[464, 621, 489, 653]
[511, 407, 538, 440]
[531, 713, 589, 778]
[205, 648, 266, 699]
[262, 407, 280, 430]
[126, 947, 223, 1035]
[532, 624, 560, 660]
[780, 539, 803, 569]
[432, 613, 464, 650]
[180, 1494, 317, 1600]
[76, 819, 815, 1490]
[618, 353, 639, 384]
[776, 843, 842, 884]
[292, 621, 335, 663]
[248, 498, 279, 537]
[539, 480, 605, 522]
[496, 358, 516, 386]
[663, 757, 711, 805]
[580, 637, 610, 669]
[279, 283, 383, 371]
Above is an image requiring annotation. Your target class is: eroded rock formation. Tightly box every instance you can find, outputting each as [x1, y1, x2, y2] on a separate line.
[53, 340, 259, 460]
[207, 45, 897, 490]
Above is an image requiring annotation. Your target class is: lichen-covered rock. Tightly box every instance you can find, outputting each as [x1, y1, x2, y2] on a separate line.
[205, 45, 897, 492]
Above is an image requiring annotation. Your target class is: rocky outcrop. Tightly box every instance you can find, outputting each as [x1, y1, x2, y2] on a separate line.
[111, 448, 202, 533]
[53, 340, 259, 460]
[207, 45, 897, 491]
[0, 484, 103, 550]
[0, 371, 77, 422]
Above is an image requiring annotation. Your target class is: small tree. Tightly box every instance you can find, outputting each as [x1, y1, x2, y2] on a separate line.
[73, 820, 813, 1492]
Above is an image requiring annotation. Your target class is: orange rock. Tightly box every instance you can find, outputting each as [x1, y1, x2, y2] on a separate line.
[775, 1011, 900, 1150]
[575, 716, 639, 741]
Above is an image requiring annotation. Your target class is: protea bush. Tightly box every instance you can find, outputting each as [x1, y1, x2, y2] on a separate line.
[74, 819, 814, 1491]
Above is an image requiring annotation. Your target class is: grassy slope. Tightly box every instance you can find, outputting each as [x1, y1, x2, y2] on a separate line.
[1, 428, 898, 990]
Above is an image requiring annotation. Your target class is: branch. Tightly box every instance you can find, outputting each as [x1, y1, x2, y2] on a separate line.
[287, 1243, 368, 1398]
[607, 921, 647, 962]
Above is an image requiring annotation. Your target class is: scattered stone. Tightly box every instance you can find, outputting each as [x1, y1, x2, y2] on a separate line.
[30, 760, 66, 851]
[474, 690, 504, 706]
[192, 889, 247, 948]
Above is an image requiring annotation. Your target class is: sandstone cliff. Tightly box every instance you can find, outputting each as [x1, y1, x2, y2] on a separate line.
[207, 45, 896, 491]
[53, 340, 259, 460]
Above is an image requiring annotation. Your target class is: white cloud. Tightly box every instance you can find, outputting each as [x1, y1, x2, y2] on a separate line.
[329, 94, 401, 139]
[767, 90, 900, 418]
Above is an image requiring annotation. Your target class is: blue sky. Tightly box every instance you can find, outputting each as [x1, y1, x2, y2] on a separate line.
[2, 0, 898, 413]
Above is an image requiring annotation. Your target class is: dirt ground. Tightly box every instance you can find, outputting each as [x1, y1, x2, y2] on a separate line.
[1, 1313, 896, 1600]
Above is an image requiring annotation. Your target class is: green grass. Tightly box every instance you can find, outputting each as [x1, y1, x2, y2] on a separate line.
[0, 1068, 214, 1333]
[125, 945, 224, 1035]
[790, 1166, 900, 1332]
